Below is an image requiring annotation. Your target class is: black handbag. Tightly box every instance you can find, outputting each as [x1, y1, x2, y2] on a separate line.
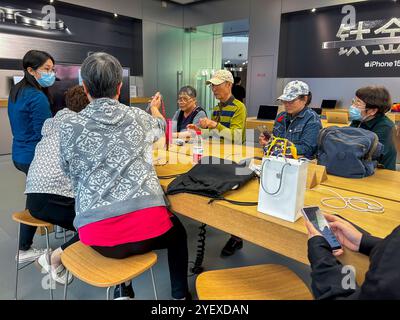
[166, 156, 257, 205]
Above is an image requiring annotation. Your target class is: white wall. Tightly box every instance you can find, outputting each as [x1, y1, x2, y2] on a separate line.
[0, 70, 24, 155]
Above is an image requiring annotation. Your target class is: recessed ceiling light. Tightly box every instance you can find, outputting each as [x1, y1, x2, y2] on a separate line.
[311, 8, 316, 13]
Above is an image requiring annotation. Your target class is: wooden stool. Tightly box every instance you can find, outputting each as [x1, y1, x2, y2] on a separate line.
[61, 241, 158, 300]
[12, 210, 53, 300]
[196, 264, 313, 300]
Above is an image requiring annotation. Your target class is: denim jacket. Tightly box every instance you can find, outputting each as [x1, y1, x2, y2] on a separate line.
[272, 107, 322, 159]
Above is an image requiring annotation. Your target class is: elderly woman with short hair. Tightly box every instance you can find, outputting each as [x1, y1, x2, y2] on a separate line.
[349, 86, 397, 170]
[172, 85, 207, 139]
[59, 52, 190, 300]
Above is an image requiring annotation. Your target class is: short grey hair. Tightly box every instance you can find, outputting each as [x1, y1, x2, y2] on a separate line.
[178, 85, 197, 98]
[81, 52, 123, 99]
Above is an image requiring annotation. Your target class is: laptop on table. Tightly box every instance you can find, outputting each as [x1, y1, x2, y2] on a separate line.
[326, 111, 349, 124]
[257, 105, 279, 120]
[321, 99, 337, 109]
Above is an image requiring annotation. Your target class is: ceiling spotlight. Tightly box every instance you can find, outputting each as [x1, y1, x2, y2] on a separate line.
[114, 13, 118, 18]
[311, 8, 316, 13]
[49, 0, 54, 3]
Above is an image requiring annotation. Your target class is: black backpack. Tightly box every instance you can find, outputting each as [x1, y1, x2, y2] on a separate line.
[317, 126, 383, 178]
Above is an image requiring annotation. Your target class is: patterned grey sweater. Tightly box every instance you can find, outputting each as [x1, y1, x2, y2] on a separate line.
[25, 108, 75, 198]
[59, 98, 166, 229]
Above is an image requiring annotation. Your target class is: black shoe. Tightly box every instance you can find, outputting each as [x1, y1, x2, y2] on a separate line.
[220, 237, 243, 257]
[113, 282, 135, 300]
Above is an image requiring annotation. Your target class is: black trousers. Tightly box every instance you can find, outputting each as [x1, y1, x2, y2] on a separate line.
[92, 215, 189, 299]
[25, 193, 79, 250]
[13, 161, 37, 251]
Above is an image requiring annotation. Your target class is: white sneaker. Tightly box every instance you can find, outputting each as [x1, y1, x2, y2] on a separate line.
[36, 253, 73, 285]
[51, 264, 73, 285]
[16, 247, 48, 264]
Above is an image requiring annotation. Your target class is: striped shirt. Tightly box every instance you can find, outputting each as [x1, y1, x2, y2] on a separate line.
[211, 96, 247, 143]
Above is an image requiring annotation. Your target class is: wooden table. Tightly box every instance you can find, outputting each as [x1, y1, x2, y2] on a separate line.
[154, 144, 400, 284]
[322, 169, 400, 203]
[321, 119, 349, 128]
[320, 108, 400, 122]
[0, 99, 7, 108]
[387, 112, 400, 122]
[246, 117, 275, 131]
[164, 140, 263, 160]
[321, 108, 349, 116]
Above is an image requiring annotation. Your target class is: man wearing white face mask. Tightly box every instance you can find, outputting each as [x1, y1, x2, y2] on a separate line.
[8, 50, 55, 264]
[349, 86, 397, 171]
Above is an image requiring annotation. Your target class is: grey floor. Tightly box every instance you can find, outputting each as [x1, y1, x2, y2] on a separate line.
[0, 154, 312, 300]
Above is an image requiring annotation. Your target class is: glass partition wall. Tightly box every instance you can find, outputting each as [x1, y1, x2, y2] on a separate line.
[156, 19, 248, 119]
[156, 22, 223, 118]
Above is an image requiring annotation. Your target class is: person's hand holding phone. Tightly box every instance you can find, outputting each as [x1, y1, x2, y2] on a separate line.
[305, 220, 322, 239]
[303, 207, 344, 256]
[149, 92, 164, 120]
[199, 118, 218, 129]
[256, 126, 270, 147]
[150, 92, 162, 110]
[259, 133, 269, 147]
[305, 220, 344, 257]
[325, 214, 363, 252]
[187, 124, 200, 131]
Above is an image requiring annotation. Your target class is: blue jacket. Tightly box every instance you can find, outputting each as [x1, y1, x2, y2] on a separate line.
[8, 87, 52, 165]
[272, 107, 322, 159]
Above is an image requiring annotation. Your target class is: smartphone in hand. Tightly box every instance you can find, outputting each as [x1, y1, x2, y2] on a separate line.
[301, 206, 342, 252]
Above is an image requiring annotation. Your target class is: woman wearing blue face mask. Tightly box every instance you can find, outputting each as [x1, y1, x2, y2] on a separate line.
[8, 50, 55, 264]
[349, 86, 397, 171]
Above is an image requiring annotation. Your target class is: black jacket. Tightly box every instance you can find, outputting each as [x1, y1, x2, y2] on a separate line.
[308, 225, 400, 300]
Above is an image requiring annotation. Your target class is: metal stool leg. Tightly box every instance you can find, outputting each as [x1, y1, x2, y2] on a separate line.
[14, 223, 21, 300]
[107, 287, 111, 300]
[44, 227, 53, 300]
[63, 270, 69, 300]
[150, 267, 158, 300]
[63, 228, 67, 243]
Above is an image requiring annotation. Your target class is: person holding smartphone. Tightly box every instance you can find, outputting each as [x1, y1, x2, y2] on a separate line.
[259, 80, 321, 159]
[305, 213, 400, 299]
